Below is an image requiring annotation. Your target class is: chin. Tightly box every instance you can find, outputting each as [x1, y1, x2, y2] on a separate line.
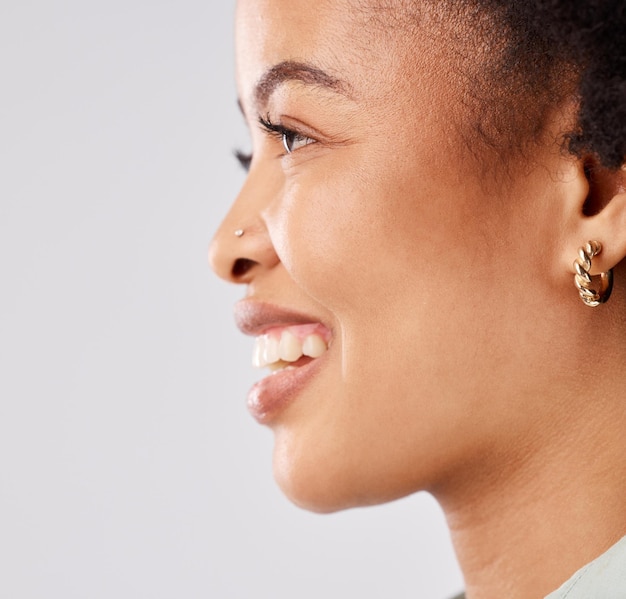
[271, 432, 416, 514]
[271, 441, 351, 513]
[274, 470, 367, 514]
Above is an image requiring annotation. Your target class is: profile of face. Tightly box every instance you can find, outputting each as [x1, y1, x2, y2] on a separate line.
[210, 0, 595, 513]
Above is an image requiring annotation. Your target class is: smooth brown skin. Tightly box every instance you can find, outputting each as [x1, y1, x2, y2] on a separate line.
[210, 1, 626, 597]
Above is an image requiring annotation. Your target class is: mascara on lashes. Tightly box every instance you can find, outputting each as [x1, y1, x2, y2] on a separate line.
[234, 114, 314, 170]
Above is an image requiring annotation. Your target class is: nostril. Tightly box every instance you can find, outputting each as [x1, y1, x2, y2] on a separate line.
[232, 258, 257, 279]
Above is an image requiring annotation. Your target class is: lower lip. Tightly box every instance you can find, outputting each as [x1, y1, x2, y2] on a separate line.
[247, 357, 324, 424]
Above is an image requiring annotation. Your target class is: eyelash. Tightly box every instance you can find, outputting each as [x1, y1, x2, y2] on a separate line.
[259, 114, 300, 153]
[234, 149, 252, 172]
[234, 114, 316, 172]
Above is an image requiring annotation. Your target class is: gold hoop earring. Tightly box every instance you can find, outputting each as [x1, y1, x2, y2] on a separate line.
[573, 241, 613, 307]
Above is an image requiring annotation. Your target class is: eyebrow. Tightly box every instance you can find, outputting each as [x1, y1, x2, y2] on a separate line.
[253, 60, 351, 109]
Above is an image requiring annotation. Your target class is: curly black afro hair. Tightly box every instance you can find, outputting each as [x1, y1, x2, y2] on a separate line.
[494, 0, 626, 169]
[367, 0, 626, 169]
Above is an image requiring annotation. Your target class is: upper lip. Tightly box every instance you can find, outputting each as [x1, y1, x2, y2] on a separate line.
[234, 299, 329, 337]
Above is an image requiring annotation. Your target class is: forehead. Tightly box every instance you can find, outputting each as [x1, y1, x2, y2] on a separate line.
[234, 0, 439, 113]
[236, 0, 364, 54]
[236, 0, 367, 85]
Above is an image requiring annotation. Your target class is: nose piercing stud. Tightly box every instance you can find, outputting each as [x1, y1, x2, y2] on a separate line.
[234, 229, 244, 238]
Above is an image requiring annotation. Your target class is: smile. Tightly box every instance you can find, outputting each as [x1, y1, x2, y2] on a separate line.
[233, 301, 333, 422]
[252, 324, 329, 370]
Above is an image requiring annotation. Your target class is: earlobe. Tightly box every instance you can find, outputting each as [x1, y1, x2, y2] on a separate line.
[578, 188, 626, 275]
[562, 158, 626, 276]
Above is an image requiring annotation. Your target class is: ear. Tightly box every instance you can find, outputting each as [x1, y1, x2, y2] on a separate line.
[562, 157, 626, 276]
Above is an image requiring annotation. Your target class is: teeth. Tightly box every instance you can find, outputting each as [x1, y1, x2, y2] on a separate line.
[263, 336, 280, 365]
[302, 334, 326, 358]
[268, 361, 290, 372]
[279, 331, 303, 362]
[252, 329, 329, 369]
[252, 337, 264, 368]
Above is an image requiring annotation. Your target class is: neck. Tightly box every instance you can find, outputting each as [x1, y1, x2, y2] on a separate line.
[437, 402, 626, 599]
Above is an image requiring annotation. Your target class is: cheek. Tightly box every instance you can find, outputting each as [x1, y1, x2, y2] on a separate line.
[267, 173, 372, 307]
[263, 154, 558, 509]
[267, 152, 484, 318]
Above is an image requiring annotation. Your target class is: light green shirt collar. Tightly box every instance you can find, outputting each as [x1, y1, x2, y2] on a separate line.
[545, 535, 626, 599]
[451, 535, 626, 599]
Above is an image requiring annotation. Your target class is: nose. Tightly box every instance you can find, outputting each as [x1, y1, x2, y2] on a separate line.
[208, 175, 280, 284]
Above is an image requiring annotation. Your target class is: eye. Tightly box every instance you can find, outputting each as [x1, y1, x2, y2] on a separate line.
[258, 114, 317, 156]
[281, 130, 315, 154]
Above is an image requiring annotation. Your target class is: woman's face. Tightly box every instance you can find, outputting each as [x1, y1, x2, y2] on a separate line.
[211, 0, 576, 511]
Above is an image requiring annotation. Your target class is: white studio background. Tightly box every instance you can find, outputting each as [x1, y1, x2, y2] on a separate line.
[0, 2, 463, 598]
